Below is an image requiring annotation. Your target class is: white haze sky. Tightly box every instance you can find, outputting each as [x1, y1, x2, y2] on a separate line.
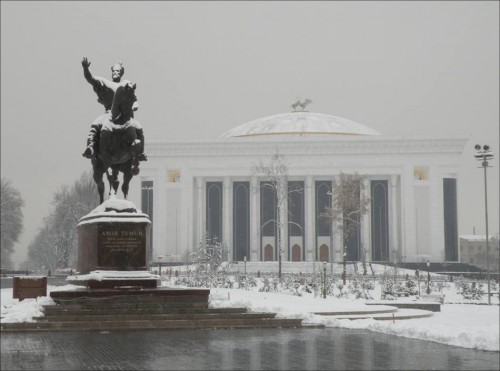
[1, 1, 499, 268]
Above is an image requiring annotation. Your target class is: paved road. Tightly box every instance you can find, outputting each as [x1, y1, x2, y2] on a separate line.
[1, 328, 499, 370]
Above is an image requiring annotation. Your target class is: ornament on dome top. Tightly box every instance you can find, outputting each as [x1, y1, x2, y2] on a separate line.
[291, 98, 312, 112]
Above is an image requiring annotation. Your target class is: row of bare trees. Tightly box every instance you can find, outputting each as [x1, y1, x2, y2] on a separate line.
[20, 171, 99, 272]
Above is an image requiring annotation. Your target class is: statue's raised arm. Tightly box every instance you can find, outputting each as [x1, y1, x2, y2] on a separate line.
[81, 57, 97, 86]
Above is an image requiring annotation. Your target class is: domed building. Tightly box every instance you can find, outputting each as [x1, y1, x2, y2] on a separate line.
[138, 108, 468, 267]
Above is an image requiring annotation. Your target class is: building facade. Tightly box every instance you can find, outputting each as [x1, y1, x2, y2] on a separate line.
[137, 111, 468, 265]
[459, 235, 500, 272]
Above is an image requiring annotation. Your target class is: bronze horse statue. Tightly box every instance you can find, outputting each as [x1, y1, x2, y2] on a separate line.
[90, 82, 145, 204]
[291, 98, 312, 112]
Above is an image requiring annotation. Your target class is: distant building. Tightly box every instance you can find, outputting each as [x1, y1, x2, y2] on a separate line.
[459, 235, 500, 272]
[137, 110, 468, 265]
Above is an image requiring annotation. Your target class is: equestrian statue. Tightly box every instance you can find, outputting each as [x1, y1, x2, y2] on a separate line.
[291, 98, 312, 112]
[81, 57, 147, 204]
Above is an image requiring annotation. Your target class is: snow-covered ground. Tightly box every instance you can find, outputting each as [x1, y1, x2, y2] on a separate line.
[209, 288, 499, 352]
[1, 277, 498, 353]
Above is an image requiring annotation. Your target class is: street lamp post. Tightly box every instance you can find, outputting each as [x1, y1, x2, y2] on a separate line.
[342, 251, 347, 285]
[474, 144, 494, 305]
[158, 255, 162, 278]
[416, 269, 420, 297]
[244, 256, 247, 276]
[323, 261, 327, 298]
[426, 260, 431, 294]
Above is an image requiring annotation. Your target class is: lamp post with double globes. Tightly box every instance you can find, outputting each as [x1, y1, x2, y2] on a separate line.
[157, 255, 162, 278]
[474, 144, 494, 305]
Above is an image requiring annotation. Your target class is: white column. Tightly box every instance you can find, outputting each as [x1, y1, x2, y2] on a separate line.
[153, 168, 168, 260]
[332, 176, 342, 262]
[196, 177, 204, 244]
[361, 177, 371, 262]
[250, 176, 259, 261]
[401, 165, 416, 262]
[304, 176, 314, 262]
[223, 177, 231, 260]
[179, 171, 193, 262]
[429, 166, 444, 261]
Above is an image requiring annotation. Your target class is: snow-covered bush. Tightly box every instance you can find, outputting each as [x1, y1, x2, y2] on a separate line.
[213, 276, 234, 288]
[454, 277, 485, 300]
[380, 271, 398, 300]
[325, 276, 336, 296]
[435, 280, 450, 293]
[403, 275, 418, 296]
[348, 273, 374, 299]
[335, 282, 349, 298]
[234, 272, 257, 290]
[259, 276, 279, 292]
[173, 275, 205, 288]
[289, 282, 303, 296]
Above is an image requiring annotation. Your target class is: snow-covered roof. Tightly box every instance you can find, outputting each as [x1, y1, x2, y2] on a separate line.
[459, 235, 498, 241]
[220, 111, 381, 138]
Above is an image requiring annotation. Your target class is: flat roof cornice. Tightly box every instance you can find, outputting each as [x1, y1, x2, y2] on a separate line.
[146, 135, 470, 158]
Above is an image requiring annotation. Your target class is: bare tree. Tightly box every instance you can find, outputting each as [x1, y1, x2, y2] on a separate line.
[23, 171, 99, 271]
[24, 225, 51, 272]
[0, 178, 24, 269]
[251, 153, 302, 281]
[321, 173, 369, 284]
[190, 232, 228, 287]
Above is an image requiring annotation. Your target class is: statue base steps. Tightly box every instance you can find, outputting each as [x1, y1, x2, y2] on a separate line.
[66, 270, 159, 289]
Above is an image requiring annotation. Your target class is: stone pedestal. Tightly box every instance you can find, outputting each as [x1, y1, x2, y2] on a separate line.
[77, 197, 151, 275]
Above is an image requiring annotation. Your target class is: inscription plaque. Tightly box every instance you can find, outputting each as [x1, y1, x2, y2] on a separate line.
[98, 223, 146, 269]
[13, 276, 47, 300]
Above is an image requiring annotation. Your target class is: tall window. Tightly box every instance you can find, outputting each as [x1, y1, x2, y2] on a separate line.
[315, 182, 332, 236]
[315, 181, 332, 261]
[288, 181, 304, 260]
[260, 181, 277, 259]
[443, 178, 458, 262]
[206, 182, 222, 242]
[233, 182, 250, 261]
[371, 180, 389, 261]
[287, 181, 304, 236]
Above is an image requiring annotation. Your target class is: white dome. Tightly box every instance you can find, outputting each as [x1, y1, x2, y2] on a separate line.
[220, 111, 381, 138]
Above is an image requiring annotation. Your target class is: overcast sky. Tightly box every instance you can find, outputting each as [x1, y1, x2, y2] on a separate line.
[1, 1, 498, 268]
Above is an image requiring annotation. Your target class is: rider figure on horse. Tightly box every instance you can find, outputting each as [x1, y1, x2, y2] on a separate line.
[81, 57, 147, 163]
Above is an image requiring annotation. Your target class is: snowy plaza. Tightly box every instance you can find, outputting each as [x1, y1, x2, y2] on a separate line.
[2, 264, 499, 354]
